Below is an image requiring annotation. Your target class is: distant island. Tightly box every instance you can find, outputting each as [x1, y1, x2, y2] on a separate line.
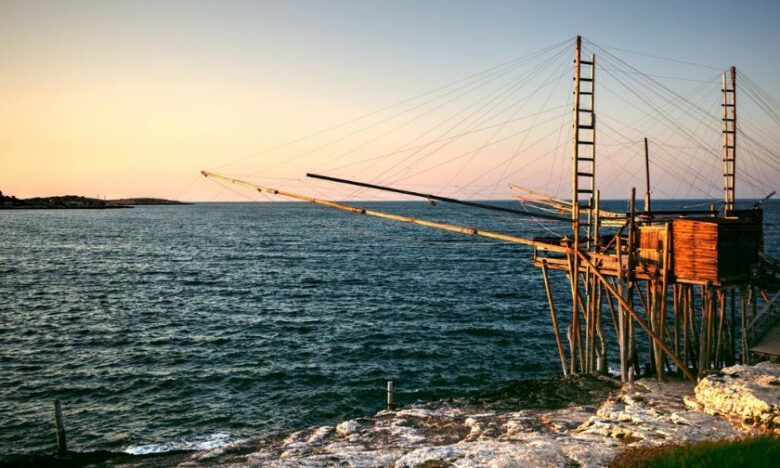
[0, 191, 190, 209]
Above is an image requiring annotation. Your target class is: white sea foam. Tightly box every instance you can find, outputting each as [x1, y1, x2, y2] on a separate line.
[123, 432, 235, 455]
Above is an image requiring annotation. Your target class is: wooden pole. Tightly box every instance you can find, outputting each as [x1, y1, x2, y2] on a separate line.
[650, 280, 659, 376]
[596, 280, 607, 374]
[688, 285, 698, 372]
[616, 235, 627, 382]
[658, 222, 671, 379]
[53, 400, 66, 454]
[542, 261, 568, 376]
[604, 276, 620, 338]
[683, 285, 690, 368]
[729, 290, 736, 366]
[698, 285, 708, 373]
[673, 285, 680, 359]
[627, 188, 638, 380]
[715, 289, 726, 368]
[643, 137, 650, 208]
[705, 286, 715, 371]
[740, 287, 748, 364]
[593, 192, 605, 374]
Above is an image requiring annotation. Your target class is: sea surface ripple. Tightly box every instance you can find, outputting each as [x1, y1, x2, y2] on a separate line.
[1, 200, 777, 455]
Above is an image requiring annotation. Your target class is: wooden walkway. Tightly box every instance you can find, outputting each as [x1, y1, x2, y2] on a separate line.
[750, 321, 780, 360]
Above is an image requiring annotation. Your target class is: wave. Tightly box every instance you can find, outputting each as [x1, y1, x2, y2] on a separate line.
[123, 433, 236, 455]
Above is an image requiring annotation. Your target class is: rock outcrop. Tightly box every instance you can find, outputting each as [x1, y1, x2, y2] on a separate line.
[686, 361, 780, 432]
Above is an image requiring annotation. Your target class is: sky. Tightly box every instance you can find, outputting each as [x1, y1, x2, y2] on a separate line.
[1, 0, 778, 201]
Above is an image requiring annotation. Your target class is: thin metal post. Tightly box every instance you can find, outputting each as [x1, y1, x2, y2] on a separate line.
[387, 381, 394, 410]
[53, 400, 66, 454]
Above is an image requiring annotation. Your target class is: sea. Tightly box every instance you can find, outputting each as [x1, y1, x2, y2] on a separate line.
[1, 199, 778, 456]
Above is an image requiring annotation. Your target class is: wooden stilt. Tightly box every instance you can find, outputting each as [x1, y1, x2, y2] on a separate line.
[578, 250, 695, 381]
[682, 285, 690, 369]
[616, 235, 627, 382]
[706, 285, 712, 371]
[627, 189, 638, 380]
[604, 277, 620, 338]
[657, 223, 671, 379]
[715, 289, 726, 368]
[729, 289, 736, 366]
[542, 260, 568, 376]
[699, 284, 709, 374]
[673, 285, 680, 360]
[740, 287, 747, 364]
[688, 285, 698, 372]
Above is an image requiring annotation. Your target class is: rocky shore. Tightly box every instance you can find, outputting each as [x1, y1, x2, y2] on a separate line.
[110, 362, 778, 467]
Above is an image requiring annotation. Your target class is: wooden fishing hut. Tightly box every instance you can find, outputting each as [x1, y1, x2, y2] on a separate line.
[527, 38, 777, 382]
[202, 36, 779, 383]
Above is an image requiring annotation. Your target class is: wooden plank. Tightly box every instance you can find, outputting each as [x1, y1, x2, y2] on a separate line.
[750, 322, 780, 357]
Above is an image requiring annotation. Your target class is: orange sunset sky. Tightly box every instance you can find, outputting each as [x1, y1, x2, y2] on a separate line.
[2, 1, 778, 202]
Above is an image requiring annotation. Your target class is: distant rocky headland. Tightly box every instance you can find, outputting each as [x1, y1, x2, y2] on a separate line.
[0, 191, 189, 209]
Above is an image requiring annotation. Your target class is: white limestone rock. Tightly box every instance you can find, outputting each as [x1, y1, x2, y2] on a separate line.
[336, 420, 361, 437]
[694, 361, 780, 431]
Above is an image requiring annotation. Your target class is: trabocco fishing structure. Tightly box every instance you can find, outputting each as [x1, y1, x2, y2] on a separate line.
[202, 36, 780, 382]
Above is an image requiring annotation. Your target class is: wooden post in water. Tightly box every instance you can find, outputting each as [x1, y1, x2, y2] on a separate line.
[53, 400, 66, 454]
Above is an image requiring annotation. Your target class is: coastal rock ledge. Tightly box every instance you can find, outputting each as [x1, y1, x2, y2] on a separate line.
[685, 361, 780, 432]
[139, 363, 778, 468]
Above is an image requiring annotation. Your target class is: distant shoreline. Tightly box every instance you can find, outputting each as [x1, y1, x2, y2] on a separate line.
[0, 193, 190, 210]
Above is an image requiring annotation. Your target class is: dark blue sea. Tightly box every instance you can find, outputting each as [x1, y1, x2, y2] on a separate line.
[1, 200, 778, 455]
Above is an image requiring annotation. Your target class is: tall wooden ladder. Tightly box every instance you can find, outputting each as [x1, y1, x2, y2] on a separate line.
[722, 66, 737, 216]
[569, 36, 598, 374]
[571, 36, 597, 248]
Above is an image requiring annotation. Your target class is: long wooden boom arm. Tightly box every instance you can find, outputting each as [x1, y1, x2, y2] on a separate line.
[307, 173, 569, 222]
[201, 171, 569, 253]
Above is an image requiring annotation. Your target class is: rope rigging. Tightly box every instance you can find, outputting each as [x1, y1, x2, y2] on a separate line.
[200, 35, 778, 239]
